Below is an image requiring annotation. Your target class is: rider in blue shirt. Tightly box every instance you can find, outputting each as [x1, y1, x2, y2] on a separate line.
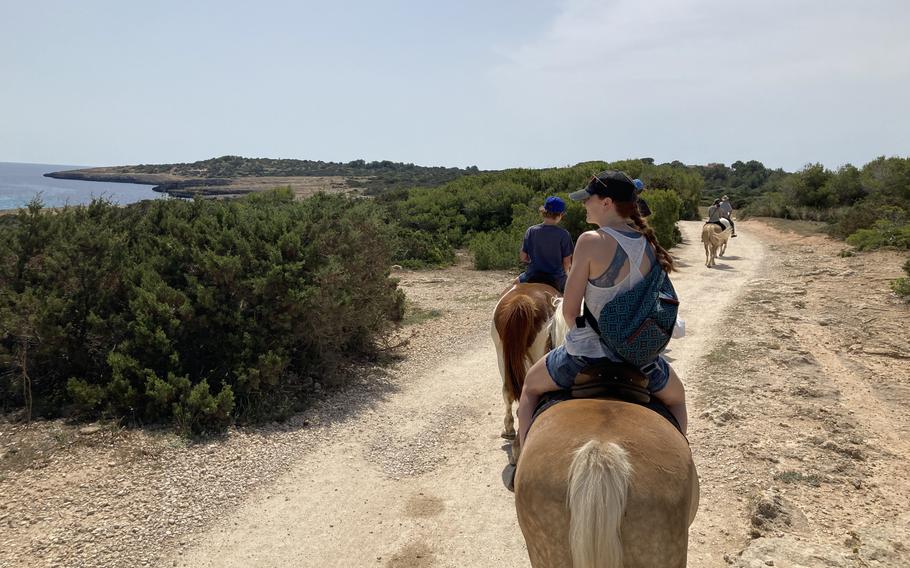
[517, 196, 573, 292]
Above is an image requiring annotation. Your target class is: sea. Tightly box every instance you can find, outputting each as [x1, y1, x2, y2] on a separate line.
[0, 162, 165, 211]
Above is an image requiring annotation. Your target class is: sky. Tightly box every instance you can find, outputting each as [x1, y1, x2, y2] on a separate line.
[1, 0, 908, 172]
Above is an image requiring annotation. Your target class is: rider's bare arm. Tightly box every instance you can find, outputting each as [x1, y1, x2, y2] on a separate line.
[562, 232, 598, 326]
[562, 255, 572, 274]
[519, 250, 530, 264]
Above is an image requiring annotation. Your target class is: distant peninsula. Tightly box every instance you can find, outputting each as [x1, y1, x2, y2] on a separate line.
[46, 155, 483, 199]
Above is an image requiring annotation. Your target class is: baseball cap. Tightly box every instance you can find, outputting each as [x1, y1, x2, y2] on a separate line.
[568, 170, 637, 202]
[541, 195, 566, 214]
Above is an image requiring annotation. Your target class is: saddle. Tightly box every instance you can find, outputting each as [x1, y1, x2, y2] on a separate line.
[532, 360, 682, 434]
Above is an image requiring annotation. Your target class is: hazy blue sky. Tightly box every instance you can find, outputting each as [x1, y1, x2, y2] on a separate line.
[2, 0, 908, 171]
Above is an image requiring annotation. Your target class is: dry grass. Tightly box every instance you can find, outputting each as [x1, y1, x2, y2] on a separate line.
[401, 302, 444, 327]
[753, 217, 827, 237]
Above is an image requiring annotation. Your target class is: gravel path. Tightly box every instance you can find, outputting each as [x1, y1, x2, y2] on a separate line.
[2, 220, 908, 567]
[168, 221, 768, 568]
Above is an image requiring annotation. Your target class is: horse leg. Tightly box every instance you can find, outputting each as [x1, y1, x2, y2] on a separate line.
[703, 242, 710, 267]
[492, 325, 516, 440]
[502, 385, 516, 440]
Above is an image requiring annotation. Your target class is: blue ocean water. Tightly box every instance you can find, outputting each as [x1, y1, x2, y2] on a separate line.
[0, 162, 165, 211]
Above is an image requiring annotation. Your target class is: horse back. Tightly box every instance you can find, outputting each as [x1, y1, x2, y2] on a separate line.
[515, 399, 697, 567]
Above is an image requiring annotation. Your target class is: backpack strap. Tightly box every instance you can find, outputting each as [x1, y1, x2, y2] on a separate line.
[579, 301, 598, 332]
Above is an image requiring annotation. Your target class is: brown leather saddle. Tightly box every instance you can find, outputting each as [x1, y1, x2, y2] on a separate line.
[570, 361, 651, 404]
[533, 360, 682, 434]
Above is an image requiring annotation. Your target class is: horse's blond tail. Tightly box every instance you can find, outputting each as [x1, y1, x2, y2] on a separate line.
[567, 441, 632, 568]
[548, 297, 569, 347]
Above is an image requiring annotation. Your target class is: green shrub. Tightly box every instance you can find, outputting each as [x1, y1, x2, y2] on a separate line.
[893, 278, 910, 299]
[643, 189, 683, 248]
[742, 191, 789, 219]
[385, 160, 699, 267]
[391, 227, 455, 268]
[0, 190, 404, 432]
[470, 229, 523, 270]
[846, 219, 910, 251]
[892, 259, 910, 299]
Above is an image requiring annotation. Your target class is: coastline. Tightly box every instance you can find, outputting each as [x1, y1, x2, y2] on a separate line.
[45, 167, 354, 200]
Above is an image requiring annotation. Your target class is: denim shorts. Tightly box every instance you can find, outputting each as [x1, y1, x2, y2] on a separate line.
[518, 271, 566, 293]
[545, 345, 671, 393]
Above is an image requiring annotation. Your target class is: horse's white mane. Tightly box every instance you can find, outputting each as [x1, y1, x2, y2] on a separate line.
[548, 297, 569, 347]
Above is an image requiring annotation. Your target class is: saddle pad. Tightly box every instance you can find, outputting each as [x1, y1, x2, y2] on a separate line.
[531, 390, 682, 435]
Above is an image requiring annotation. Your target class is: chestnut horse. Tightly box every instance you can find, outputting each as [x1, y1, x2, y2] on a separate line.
[701, 219, 732, 267]
[491, 283, 568, 460]
[515, 400, 699, 567]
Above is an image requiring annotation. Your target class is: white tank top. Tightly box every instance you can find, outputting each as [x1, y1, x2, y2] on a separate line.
[565, 226, 649, 358]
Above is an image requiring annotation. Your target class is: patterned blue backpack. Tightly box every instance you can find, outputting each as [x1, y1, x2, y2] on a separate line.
[582, 263, 679, 368]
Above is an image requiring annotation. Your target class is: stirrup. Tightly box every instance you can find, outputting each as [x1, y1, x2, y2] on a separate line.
[503, 464, 516, 492]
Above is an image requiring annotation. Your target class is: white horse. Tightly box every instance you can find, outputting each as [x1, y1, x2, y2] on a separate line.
[701, 218, 732, 267]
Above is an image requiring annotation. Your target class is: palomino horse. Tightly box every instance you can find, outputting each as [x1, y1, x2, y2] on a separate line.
[491, 283, 568, 462]
[515, 399, 699, 567]
[701, 218, 732, 267]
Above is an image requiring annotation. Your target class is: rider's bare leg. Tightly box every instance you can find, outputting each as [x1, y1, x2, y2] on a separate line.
[517, 355, 561, 449]
[651, 364, 688, 434]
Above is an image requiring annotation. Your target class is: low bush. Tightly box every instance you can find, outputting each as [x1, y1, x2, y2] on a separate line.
[0, 190, 404, 433]
[891, 259, 910, 299]
[391, 227, 455, 268]
[846, 219, 910, 251]
[643, 189, 683, 248]
[470, 229, 522, 270]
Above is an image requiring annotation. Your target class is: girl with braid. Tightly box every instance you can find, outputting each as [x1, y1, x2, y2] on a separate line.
[517, 170, 688, 448]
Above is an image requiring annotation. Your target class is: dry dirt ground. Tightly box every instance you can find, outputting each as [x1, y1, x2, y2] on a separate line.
[1, 219, 908, 568]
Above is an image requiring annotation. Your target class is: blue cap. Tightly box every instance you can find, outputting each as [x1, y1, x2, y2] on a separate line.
[632, 178, 645, 192]
[542, 196, 566, 214]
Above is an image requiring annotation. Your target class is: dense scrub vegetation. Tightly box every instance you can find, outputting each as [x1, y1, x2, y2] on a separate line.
[4, 153, 906, 429]
[694, 156, 910, 253]
[695, 156, 909, 297]
[119, 155, 481, 193]
[382, 159, 700, 269]
[0, 190, 404, 432]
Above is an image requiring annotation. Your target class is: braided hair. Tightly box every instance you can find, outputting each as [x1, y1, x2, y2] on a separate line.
[615, 201, 675, 273]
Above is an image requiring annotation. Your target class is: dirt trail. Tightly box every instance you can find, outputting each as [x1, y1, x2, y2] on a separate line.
[3, 219, 907, 568]
[175, 221, 766, 568]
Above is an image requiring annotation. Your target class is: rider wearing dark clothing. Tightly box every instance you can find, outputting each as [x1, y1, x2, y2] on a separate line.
[518, 196, 574, 292]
